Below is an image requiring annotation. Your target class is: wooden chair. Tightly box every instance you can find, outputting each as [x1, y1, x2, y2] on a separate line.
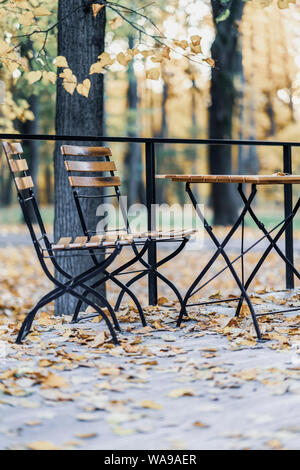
[2, 141, 139, 345]
[61, 145, 197, 321]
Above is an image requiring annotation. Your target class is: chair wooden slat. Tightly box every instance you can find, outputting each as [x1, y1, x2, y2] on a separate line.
[2, 142, 23, 155]
[69, 236, 88, 249]
[52, 237, 72, 250]
[85, 235, 105, 248]
[64, 160, 116, 173]
[61, 145, 112, 157]
[15, 176, 34, 190]
[8, 159, 28, 173]
[68, 176, 121, 188]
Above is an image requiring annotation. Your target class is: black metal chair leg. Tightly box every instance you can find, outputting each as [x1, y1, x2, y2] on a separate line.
[107, 273, 147, 326]
[114, 270, 149, 312]
[115, 240, 188, 311]
[71, 286, 121, 332]
[72, 243, 151, 325]
[16, 280, 119, 345]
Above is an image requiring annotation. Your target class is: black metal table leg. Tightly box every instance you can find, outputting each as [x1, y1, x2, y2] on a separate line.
[179, 183, 262, 340]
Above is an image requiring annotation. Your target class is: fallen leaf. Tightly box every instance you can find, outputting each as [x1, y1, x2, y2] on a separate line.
[41, 373, 69, 389]
[27, 441, 59, 450]
[138, 400, 163, 410]
[167, 388, 195, 398]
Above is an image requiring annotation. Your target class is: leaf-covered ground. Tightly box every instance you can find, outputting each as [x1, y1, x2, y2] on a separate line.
[1, 230, 300, 450]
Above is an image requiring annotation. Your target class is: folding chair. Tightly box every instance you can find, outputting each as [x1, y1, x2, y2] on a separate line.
[61, 145, 197, 322]
[2, 141, 134, 345]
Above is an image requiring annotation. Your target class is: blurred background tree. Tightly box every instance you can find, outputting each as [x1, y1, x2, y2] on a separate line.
[0, 0, 299, 301]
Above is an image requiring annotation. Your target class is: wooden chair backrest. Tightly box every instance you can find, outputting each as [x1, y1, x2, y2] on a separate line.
[61, 145, 121, 188]
[2, 142, 34, 191]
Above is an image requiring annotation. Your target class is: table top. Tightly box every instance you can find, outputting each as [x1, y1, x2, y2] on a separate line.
[156, 174, 300, 184]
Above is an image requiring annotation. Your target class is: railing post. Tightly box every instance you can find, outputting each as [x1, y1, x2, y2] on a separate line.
[145, 141, 158, 305]
[283, 144, 294, 289]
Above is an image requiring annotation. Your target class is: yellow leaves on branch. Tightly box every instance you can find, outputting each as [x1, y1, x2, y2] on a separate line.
[27, 70, 56, 86]
[92, 3, 105, 18]
[117, 51, 134, 67]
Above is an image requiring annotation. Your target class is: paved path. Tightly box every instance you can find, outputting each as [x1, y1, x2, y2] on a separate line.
[1, 291, 300, 450]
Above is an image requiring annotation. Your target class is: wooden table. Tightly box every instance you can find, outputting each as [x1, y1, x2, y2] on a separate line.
[157, 174, 300, 341]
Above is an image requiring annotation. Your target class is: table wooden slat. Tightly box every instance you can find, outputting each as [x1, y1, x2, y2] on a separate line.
[156, 174, 300, 184]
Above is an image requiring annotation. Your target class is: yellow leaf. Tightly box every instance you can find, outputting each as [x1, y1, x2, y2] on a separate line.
[122, 343, 140, 354]
[24, 110, 34, 120]
[167, 388, 195, 398]
[0, 39, 11, 55]
[258, 0, 273, 6]
[7, 60, 19, 74]
[193, 421, 209, 428]
[42, 71, 56, 84]
[146, 68, 160, 80]
[54, 56, 69, 68]
[90, 62, 104, 74]
[77, 78, 91, 98]
[277, 0, 289, 8]
[34, 6, 51, 16]
[27, 441, 60, 451]
[59, 68, 73, 80]
[152, 320, 163, 329]
[109, 16, 123, 30]
[190, 35, 201, 46]
[117, 52, 132, 67]
[173, 40, 189, 50]
[141, 49, 154, 58]
[92, 3, 104, 18]
[27, 70, 42, 84]
[63, 80, 77, 95]
[19, 11, 34, 26]
[97, 51, 114, 67]
[191, 44, 202, 54]
[266, 439, 283, 450]
[233, 369, 258, 381]
[41, 373, 69, 389]
[158, 296, 168, 306]
[139, 400, 163, 410]
[203, 57, 215, 67]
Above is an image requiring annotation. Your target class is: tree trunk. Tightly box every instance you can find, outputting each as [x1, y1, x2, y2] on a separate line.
[124, 36, 145, 207]
[209, 0, 244, 225]
[54, 0, 106, 315]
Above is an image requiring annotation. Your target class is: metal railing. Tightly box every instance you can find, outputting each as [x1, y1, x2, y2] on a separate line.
[0, 133, 299, 305]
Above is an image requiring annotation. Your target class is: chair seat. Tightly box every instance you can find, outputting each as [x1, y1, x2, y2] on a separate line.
[52, 229, 197, 251]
